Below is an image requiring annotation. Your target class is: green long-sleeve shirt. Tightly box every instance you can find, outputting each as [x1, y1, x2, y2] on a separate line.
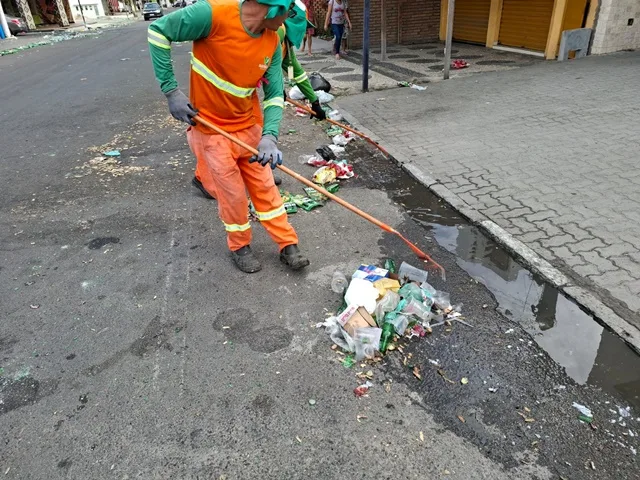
[148, 0, 284, 138]
[277, 29, 317, 103]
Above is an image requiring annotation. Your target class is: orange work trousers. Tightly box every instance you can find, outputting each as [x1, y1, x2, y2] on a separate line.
[194, 93, 263, 198]
[187, 124, 298, 252]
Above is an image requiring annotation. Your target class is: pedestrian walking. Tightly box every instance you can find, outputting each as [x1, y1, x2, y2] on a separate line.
[299, 0, 314, 56]
[324, 0, 351, 60]
[148, 0, 310, 273]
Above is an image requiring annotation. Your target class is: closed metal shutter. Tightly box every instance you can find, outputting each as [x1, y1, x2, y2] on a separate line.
[499, 0, 555, 51]
[453, 0, 491, 45]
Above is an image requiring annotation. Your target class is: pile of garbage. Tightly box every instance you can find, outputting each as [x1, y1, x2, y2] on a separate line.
[318, 259, 467, 396]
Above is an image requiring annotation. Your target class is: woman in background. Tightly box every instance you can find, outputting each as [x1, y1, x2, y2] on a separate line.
[324, 0, 351, 60]
[300, 0, 315, 56]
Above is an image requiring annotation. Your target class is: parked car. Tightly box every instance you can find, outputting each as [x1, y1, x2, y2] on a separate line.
[6, 15, 28, 35]
[143, 2, 163, 20]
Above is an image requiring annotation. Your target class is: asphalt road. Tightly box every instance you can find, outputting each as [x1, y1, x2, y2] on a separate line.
[1, 20, 638, 479]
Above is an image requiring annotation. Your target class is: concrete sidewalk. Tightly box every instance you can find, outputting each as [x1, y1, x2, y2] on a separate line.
[337, 51, 640, 347]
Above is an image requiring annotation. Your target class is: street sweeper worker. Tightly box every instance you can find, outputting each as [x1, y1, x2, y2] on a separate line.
[148, 0, 310, 273]
[191, 0, 326, 195]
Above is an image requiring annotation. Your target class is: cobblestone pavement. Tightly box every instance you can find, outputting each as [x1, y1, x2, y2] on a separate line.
[337, 51, 640, 330]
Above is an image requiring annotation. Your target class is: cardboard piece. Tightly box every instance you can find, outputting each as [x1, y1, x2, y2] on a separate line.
[342, 307, 377, 338]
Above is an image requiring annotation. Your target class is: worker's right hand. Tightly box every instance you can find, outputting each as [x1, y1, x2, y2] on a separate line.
[310, 100, 326, 120]
[165, 89, 198, 126]
[250, 135, 282, 170]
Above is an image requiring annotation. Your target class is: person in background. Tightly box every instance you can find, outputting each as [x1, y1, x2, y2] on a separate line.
[324, 0, 351, 60]
[299, 0, 314, 56]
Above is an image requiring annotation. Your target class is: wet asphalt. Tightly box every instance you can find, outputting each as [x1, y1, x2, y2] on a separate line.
[0, 20, 638, 479]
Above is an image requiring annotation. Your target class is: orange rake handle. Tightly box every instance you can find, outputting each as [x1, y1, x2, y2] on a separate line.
[286, 97, 390, 158]
[193, 115, 445, 278]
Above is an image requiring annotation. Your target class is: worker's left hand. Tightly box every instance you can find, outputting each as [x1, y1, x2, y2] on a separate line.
[250, 135, 282, 169]
[310, 100, 326, 120]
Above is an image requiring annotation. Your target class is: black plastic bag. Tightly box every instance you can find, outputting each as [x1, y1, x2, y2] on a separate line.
[309, 72, 331, 93]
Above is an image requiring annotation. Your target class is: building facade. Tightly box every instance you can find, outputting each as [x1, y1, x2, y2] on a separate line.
[313, 0, 639, 58]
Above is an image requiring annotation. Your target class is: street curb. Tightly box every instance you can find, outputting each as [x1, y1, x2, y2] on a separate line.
[338, 107, 640, 355]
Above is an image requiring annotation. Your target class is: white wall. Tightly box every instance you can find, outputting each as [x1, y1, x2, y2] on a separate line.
[591, 0, 640, 54]
[71, 0, 106, 21]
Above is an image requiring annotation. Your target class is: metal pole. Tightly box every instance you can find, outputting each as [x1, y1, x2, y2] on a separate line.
[77, 0, 87, 28]
[0, 0, 12, 39]
[443, 0, 455, 80]
[380, 0, 386, 61]
[362, 0, 370, 92]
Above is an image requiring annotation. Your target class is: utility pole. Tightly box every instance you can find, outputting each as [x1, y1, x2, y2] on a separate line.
[362, 0, 370, 92]
[443, 0, 455, 80]
[77, 0, 87, 28]
[0, 0, 12, 39]
[380, 0, 386, 61]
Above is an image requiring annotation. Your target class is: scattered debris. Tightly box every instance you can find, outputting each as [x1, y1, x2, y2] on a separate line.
[457, 415, 465, 423]
[356, 414, 368, 422]
[397, 81, 427, 91]
[451, 59, 470, 69]
[102, 150, 121, 157]
[413, 365, 422, 380]
[518, 411, 535, 423]
[460, 377, 469, 385]
[308, 399, 316, 406]
[354, 381, 373, 397]
[419, 431, 424, 442]
[0, 31, 101, 57]
[438, 369, 456, 384]
[572, 402, 593, 423]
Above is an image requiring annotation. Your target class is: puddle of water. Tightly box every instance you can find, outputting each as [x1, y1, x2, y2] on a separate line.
[391, 180, 640, 410]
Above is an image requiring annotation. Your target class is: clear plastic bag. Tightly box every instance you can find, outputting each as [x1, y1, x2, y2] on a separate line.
[374, 290, 400, 325]
[315, 90, 335, 104]
[398, 283, 423, 302]
[402, 297, 433, 322]
[288, 86, 305, 100]
[353, 327, 382, 361]
[388, 314, 409, 335]
[319, 316, 355, 352]
[398, 261, 429, 284]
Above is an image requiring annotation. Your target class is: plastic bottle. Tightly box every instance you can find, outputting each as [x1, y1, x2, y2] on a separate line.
[331, 271, 349, 294]
[379, 322, 395, 353]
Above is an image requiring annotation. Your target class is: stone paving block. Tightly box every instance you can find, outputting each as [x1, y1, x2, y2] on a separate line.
[589, 269, 637, 288]
[578, 250, 618, 273]
[610, 256, 640, 278]
[567, 238, 606, 253]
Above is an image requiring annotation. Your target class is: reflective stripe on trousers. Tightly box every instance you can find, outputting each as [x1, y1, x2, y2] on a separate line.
[187, 125, 298, 251]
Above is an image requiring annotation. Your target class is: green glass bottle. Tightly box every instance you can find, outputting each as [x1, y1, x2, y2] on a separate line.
[379, 322, 395, 353]
[384, 258, 397, 274]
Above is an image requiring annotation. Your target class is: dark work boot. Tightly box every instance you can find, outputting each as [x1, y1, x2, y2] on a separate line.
[192, 177, 215, 200]
[279, 244, 310, 271]
[231, 246, 262, 273]
[272, 170, 282, 186]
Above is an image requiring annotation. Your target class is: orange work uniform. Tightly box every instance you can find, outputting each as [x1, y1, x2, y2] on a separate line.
[186, 0, 298, 252]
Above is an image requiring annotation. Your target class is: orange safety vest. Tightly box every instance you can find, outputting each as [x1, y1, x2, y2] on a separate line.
[190, 0, 280, 133]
